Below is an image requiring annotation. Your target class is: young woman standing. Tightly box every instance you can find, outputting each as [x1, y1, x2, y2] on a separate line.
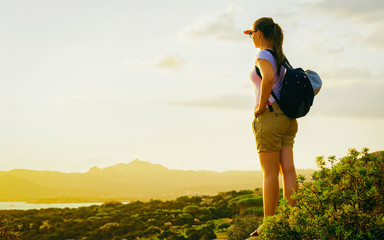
[245, 17, 298, 236]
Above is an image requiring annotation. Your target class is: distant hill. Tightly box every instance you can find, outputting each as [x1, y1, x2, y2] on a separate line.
[0, 160, 315, 203]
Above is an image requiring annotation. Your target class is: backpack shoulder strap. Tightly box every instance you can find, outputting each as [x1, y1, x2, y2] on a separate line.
[255, 66, 262, 78]
[263, 49, 283, 103]
[254, 54, 280, 111]
[271, 91, 280, 104]
[265, 49, 293, 70]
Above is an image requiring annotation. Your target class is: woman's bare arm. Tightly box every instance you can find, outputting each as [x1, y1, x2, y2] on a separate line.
[254, 58, 274, 117]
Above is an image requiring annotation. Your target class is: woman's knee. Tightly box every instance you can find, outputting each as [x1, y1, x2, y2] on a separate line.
[281, 165, 296, 177]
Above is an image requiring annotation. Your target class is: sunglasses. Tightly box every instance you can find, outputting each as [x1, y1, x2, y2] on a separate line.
[243, 30, 258, 38]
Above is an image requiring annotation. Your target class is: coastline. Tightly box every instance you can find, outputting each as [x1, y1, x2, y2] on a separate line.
[0, 201, 129, 210]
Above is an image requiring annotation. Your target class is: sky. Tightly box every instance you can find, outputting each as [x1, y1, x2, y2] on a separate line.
[1, 0, 383, 173]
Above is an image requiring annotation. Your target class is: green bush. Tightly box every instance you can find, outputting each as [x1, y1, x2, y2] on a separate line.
[217, 222, 231, 232]
[228, 194, 264, 217]
[0, 216, 20, 240]
[185, 222, 217, 240]
[260, 148, 384, 240]
[183, 206, 200, 216]
[226, 215, 260, 240]
[158, 231, 185, 240]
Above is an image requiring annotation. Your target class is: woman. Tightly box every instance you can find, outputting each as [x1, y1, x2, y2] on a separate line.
[245, 17, 298, 236]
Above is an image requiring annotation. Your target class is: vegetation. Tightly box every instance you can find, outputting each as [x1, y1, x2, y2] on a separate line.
[2, 149, 382, 239]
[0, 218, 20, 240]
[226, 215, 260, 240]
[0, 190, 262, 240]
[258, 148, 384, 240]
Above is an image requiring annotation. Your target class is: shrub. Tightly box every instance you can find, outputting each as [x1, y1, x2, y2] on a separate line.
[143, 226, 162, 236]
[217, 222, 231, 232]
[228, 194, 264, 217]
[260, 148, 384, 240]
[182, 206, 200, 216]
[158, 231, 185, 240]
[186, 222, 217, 240]
[0, 216, 20, 240]
[226, 215, 260, 240]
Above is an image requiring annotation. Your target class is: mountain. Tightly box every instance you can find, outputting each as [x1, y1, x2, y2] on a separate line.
[0, 160, 315, 203]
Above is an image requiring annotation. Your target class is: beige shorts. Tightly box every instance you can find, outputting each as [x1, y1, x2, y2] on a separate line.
[252, 102, 298, 152]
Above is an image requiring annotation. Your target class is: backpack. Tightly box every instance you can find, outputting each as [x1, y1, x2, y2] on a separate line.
[256, 49, 322, 118]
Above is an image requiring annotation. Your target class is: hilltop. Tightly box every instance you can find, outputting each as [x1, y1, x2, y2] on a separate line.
[0, 160, 314, 203]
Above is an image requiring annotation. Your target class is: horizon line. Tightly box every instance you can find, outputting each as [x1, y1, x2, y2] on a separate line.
[0, 159, 317, 173]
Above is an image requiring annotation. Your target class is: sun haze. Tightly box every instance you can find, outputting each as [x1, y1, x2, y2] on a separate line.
[0, 0, 383, 173]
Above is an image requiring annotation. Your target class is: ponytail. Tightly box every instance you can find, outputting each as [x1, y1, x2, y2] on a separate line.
[253, 18, 285, 76]
[272, 23, 284, 76]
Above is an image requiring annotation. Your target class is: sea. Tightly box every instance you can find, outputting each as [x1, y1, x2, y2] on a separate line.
[0, 202, 128, 210]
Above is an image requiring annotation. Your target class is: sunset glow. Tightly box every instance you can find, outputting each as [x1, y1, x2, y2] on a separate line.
[1, 0, 383, 173]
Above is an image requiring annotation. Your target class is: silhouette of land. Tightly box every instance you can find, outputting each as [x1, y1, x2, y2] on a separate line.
[0, 160, 314, 203]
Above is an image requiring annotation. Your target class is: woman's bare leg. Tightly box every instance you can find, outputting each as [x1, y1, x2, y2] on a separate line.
[251, 151, 280, 236]
[280, 146, 298, 206]
[259, 151, 280, 216]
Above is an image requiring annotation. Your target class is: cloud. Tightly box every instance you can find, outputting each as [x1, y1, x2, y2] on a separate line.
[125, 54, 185, 70]
[363, 23, 384, 50]
[167, 80, 384, 119]
[69, 97, 88, 103]
[319, 67, 378, 87]
[124, 58, 149, 68]
[167, 93, 253, 110]
[179, 5, 246, 42]
[154, 54, 185, 69]
[301, 0, 384, 52]
[312, 81, 384, 118]
[308, 0, 384, 22]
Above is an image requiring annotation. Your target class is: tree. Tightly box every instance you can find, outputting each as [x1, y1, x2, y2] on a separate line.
[217, 222, 230, 232]
[0, 214, 23, 240]
[182, 206, 200, 217]
[158, 231, 185, 240]
[228, 194, 263, 216]
[143, 226, 161, 236]
[259, 149, 384, 239]
[173, 213, 194, 226]
[186, 223, 216, 240]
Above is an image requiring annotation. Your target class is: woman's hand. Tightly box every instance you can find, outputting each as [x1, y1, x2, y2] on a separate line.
[254, 105, 266, 118]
